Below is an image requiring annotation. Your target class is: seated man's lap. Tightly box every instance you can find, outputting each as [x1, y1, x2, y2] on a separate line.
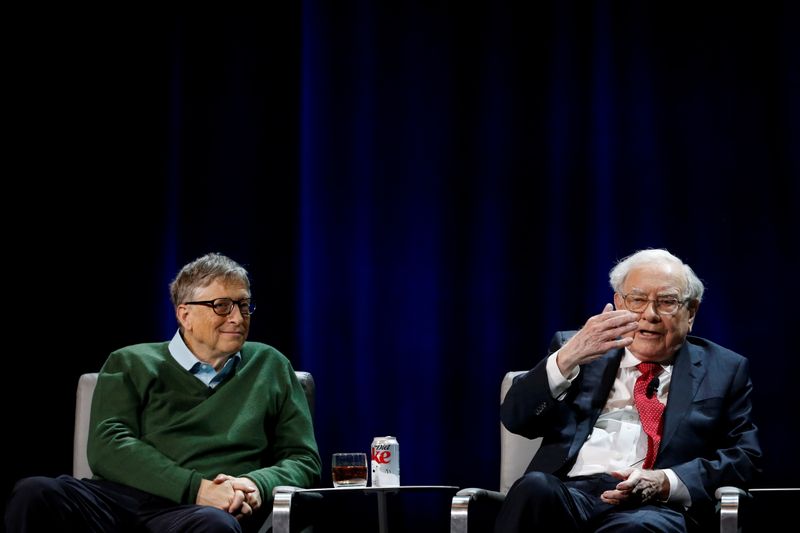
[7, 475, 266, 533]
[512, 472, 688, 533]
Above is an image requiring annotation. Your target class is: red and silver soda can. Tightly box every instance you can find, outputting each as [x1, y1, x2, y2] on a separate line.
[370, 436, 400, 487]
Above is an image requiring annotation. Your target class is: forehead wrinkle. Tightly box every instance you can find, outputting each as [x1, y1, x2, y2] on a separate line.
[192, 280, 250, 301]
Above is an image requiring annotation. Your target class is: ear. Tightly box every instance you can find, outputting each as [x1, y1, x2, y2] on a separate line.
[176, 304, 192, 331]
[686, 300, 700, 331]
[613, 292, 623, 311]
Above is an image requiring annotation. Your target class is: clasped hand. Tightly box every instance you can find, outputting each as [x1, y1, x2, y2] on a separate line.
[601, 468, 669, 505]
[197, 474, 262, 520]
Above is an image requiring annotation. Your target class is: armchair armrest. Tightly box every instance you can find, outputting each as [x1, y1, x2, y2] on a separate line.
[271, 486, 321, 533]
[451, 488, 506, 533]
[715, 486, 751, 533]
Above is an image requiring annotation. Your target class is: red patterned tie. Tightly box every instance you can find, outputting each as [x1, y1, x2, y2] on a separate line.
[634, 362, 665, 469]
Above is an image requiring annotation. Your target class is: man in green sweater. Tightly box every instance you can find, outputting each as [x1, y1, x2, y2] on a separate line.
[5, 253, 321, 532]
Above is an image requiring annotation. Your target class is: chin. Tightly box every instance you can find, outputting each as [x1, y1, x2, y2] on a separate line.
[630, 342, 665, 360]
[221, 341, 245, 353]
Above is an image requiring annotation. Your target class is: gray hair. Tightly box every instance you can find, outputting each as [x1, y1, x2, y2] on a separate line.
[169, 253, 250, 308]
[609, 249, 704, 303]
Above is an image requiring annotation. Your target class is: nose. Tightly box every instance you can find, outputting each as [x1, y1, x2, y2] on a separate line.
[227, 304, 245, 322]
[641, 300, 662, 321]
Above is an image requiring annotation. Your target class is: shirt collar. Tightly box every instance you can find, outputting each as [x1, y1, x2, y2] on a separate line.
[168, 330, 241, 371]
[621, 347, 673, 376]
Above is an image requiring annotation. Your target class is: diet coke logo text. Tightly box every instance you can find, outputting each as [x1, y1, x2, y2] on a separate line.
[372, 449, 392, 463]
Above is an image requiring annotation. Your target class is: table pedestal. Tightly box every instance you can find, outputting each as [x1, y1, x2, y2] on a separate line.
[272, 485, 459, 533]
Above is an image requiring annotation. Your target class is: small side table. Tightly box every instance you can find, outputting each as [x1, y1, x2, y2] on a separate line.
[272, 485, 459, 533]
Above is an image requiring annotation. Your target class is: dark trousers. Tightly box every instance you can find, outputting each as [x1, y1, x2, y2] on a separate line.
[4, 475, 271, 533]
[494, 472, 688, 533]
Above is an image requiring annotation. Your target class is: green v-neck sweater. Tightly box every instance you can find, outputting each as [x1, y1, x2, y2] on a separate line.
[87, 341, 320, 504]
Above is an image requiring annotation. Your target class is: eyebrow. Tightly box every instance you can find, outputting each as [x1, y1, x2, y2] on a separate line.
[627, 289, 682, 296]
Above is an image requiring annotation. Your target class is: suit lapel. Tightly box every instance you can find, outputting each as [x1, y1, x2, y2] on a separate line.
[568, 350, 622, 457]
[660, 341, 706, 452]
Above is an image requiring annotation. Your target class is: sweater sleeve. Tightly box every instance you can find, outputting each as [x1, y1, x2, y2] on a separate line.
[242, 363, 321, 501]
[87, 352, 204, 504]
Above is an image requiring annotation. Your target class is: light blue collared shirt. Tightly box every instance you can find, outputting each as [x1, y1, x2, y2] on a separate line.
[169, 330, 241, 388]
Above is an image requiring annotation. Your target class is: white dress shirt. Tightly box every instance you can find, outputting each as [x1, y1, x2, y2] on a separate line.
[546, 348, 691, 506]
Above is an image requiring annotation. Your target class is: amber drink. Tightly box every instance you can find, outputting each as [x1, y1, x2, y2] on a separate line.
[332, 453, 368, 487]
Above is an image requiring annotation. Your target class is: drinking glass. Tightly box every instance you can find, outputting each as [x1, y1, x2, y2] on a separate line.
[331, 452, 368, 487]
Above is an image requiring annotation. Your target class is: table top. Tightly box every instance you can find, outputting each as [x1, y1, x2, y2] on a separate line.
[274, 485, 459, 495]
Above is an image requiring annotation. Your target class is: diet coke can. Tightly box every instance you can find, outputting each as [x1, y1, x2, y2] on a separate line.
[370, 436, 400, 487]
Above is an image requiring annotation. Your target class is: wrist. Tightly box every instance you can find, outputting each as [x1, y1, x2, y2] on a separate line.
[658, 470, 670, 501]
[555, 351, 575, 376]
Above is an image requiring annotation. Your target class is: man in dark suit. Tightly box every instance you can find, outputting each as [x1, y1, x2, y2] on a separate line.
[495, 249, 761, 532]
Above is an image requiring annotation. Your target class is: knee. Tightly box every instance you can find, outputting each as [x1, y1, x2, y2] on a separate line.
[5, 476, 78, 531]
[8, 476, 64, 506]
[515, 472, 560, 493]
[508, 472, 563, 502]
[603, 509, 685, 533]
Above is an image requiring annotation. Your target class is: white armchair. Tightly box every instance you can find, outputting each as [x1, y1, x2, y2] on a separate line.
[450, 371, 754, 533]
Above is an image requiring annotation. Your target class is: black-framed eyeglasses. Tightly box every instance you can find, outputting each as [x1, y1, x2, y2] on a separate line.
[620, 293, 686, 315]
[183, 298, 255, 317]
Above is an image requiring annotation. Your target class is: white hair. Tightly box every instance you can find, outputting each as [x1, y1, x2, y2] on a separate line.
[609, 249, 704, 302]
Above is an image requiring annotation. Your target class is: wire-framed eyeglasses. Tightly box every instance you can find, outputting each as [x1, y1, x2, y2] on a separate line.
[184, 298, 255, 317]
[620, 293, 686, 315]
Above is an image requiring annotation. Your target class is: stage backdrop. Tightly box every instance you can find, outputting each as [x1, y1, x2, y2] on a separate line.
[5, 3, 798, 530]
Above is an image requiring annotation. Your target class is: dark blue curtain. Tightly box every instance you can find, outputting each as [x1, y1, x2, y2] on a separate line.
[296, 0, 799, 494]
[5, 2, 799, 529]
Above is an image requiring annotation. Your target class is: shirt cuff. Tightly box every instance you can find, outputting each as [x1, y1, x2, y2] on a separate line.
[663, 468, 691, 507]
[546, 351, 579, 400]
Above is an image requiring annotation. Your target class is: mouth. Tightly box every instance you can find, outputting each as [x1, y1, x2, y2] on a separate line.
[636, 330, 662, 338]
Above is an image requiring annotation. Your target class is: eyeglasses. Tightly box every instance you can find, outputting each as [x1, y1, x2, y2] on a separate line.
[184, 298, 255, 317]
[620, 293, 686, 315]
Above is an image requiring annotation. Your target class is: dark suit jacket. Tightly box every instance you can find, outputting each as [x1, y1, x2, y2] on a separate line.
[501, 331, 762, 516]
